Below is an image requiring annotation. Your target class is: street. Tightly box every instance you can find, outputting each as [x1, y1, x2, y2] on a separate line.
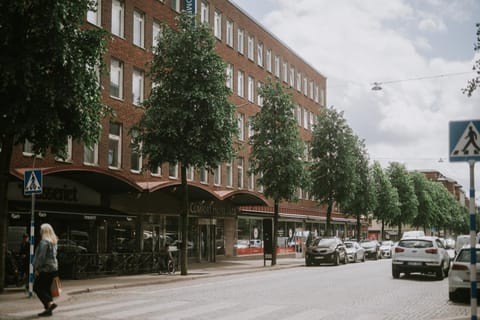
[1, 259, 472, 320]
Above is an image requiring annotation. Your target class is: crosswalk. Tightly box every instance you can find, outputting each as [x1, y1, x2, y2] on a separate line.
[2, 298, 328, 320]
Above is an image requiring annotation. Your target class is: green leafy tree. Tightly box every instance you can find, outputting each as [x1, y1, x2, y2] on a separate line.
[133, 13, 237, 275]
[342, 138, 375, 241]
[310, 107, 357, 236]
[410, 172, 436, 232]
[370, 161, 400, 240]
[386, 162, 418, 236]
[463, 23, 480, 96]
[249, 79, 306, 265]
[0, 0, 107, 291]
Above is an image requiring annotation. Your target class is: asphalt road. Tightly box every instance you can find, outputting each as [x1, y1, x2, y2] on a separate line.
[1, 258, 472, 320]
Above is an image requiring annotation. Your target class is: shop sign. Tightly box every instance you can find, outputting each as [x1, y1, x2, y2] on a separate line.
[190, 202, 236, 217]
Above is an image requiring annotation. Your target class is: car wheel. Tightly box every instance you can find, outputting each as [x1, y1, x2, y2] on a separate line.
[392, 266, 400, 279]
[444, 259, 450, 277]
[436, 265, 444, 280]
[449, 291, 460, 303]
[343, 253, 348, 264]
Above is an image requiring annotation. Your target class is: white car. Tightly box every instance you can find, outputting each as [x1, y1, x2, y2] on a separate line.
[344, 241, 366, 263]
[379, 240, 394, 259]
[448, 245, 480, 302]
[392, 236, 450, 280]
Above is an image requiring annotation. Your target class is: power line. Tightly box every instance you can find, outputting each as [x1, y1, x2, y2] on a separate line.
[371, 71, 474, 90]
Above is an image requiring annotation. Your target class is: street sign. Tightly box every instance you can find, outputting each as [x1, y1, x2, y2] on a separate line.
[24, 169, 43, 195]
[449, 120, 480, 162]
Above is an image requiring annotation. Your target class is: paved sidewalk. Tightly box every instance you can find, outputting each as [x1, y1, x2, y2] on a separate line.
[0, 257, 303, 314]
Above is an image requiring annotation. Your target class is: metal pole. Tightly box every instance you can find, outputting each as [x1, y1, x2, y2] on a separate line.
[469, 160, 477, 320]
[28, 193, 35, 298]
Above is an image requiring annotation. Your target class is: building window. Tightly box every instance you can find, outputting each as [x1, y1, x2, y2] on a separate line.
[87, 0, 101, 26]
[214, 165, 221, 186]
[226, 63, 233, 90]
[266, 49, 272, 73]
[150, 165, 162, 176]
[274, 55, 280, 78]
[309, 111, 314, 131]
[130, 130, 142, 173]
[257, 171, 264, 193]
[257, 42, 263, 67]
[309, 80, 314, 100]
[110, 58, 123, 99]
[132, 69, 144, 105]
[186, 166, 194, 181]
[247, 35, 254, 60]
[314, 85, 319, 103]
[237, 113, 245, 141]
[303, 76, 308, 96]
[296, 72, 302, 92]
[111, 0, 124, 38]
[226, 19, 233, 47]
[200, 1, 209, 24]
[257, 81, 263, 107]
[84, 143, 99, 165]
[170, 0, 180, 12]
[226, 161, 233, 187]
[237, 28, 244, 54]
[55, 136, 72, 162]
[108, 122, 122, 169]
[214, 10, 221, 39]
[23, 140, 40, 157]
[237, 70, 244, 97]
[303, 108, 309, 129]
[297, 105, 302, 126]
[247, 116, 254, 138]
[133, 10, 145, 48]
[237, 157, 244, 189]
[169, 162, 178, 179]
[289, 66, 295, 87]
[282, 61, 288, 82]
[321, 88, 326, 106]
[248, 161, 255, 191]
[152, 20, 162, 50]
[199, 167, 208, 184]
[247, 76, 254, 102]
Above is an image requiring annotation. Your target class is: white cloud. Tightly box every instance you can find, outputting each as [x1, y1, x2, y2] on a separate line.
[235, 0, 480, 195]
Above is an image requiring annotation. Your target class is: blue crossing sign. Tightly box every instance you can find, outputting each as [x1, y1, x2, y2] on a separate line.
[24, 169, 43, 195]
[449, 120, 480, 162]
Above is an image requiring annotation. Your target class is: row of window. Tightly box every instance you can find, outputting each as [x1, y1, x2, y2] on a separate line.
[200, 1, 325, 105]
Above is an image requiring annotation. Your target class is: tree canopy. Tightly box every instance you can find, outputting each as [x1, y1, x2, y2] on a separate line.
[0, 0, 107, 292]
[463, 23, 480, 97]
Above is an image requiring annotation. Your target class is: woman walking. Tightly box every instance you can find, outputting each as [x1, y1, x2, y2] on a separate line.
[33, 223, 59, 317]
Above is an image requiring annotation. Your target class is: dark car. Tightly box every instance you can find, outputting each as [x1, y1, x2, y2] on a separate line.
[360, 240, 380, 260]
[305, 237, 348, 266]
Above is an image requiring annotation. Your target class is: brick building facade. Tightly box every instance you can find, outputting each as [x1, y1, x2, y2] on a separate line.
[7, 0, 363, 276]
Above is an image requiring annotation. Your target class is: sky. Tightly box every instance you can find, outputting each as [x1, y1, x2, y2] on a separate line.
[231, 0, 480, 204]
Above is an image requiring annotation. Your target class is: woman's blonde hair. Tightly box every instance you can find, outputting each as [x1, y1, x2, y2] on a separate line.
[40, 223, 58, 245]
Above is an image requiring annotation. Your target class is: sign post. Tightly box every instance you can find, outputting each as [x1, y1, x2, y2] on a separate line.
[24, 169, 43, 298]
[449, 120, 480, 320]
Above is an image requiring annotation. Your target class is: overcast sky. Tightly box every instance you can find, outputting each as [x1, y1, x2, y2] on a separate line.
[232, 0, 480, 203]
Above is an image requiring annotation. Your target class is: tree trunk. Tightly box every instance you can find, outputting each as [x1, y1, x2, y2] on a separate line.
[0, 138, 13, 293]
[180, 165, 189, 276]
[326, 200, 333, 237]
[272, 199, 279, 266]
[381, 220, 385, 241]
[356, 213, 361, 242]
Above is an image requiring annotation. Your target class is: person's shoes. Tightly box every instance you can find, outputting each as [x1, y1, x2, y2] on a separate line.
[49, 303, 57, 312]
[38, 309, 52, 317]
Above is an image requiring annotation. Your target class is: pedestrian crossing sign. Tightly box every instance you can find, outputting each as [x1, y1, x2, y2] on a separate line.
[24, 169, 42, 195]
[449, 120, 480, 162]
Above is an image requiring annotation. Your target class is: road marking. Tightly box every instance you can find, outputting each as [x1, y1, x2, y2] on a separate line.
[101, 300, 188, 319]
[220, 305, 285, 320]
[57, 299, 149, 317]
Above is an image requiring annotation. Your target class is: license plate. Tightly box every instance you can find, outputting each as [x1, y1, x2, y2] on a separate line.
[315, 256, 324, 260]
[408, 262, 421, 266]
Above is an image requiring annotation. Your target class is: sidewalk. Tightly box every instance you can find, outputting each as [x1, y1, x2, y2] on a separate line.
[0, 257, 303, 314]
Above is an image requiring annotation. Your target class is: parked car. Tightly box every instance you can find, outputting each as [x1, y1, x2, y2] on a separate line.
[344, 240, 365, 263]
[57, 239, 87, 254]
[305, 237, 348, 266]
[392, 236, 450, 280]
[360, 240, 380, 260]
[379, 240, 394, 259]
[449, 244, 480, 302]
[454, 235, 478, 255]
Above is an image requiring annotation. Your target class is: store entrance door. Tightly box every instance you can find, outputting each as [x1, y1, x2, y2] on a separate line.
[198, 219, 216, 262]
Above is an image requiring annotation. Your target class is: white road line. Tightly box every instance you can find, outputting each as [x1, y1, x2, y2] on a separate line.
[220, 304, 285, 320]
[57, 299, 149, 318]
[100, 300, 188, 319]
[143, 301, 234, 320]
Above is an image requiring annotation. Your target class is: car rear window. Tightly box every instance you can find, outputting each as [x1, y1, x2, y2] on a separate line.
[398, 239, 433, 249]
[456, 249, 480, 262]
